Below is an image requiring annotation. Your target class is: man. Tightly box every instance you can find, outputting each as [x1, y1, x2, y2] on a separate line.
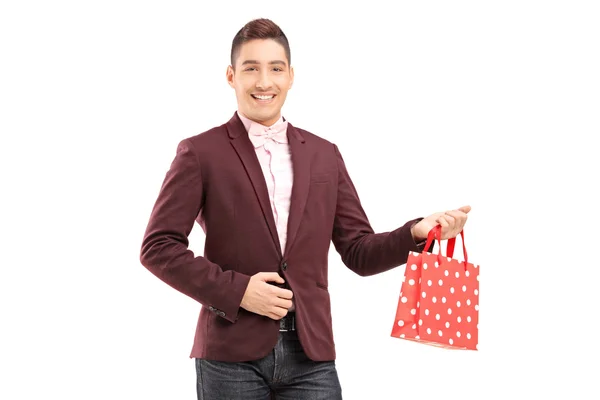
[140, 18, 470, 399]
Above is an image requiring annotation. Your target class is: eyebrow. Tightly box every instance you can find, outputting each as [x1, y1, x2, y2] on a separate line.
[241, 60, 287, 67]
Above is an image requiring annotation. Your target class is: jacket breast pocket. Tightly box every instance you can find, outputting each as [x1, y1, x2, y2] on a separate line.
[310, 173, 332, 184]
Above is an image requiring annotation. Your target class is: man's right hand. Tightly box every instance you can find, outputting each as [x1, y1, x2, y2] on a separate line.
[240, 272, 294, 320]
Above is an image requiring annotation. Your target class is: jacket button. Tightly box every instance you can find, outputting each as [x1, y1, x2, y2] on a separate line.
[281, 262, 288, 271]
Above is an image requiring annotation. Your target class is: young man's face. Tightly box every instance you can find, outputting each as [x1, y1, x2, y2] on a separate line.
[227, 39, 294, 127]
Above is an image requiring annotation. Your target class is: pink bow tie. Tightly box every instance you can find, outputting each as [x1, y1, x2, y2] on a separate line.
[248, 120, 289, 148]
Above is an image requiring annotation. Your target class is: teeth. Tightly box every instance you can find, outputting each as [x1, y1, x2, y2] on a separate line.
[254, 94, 274, 100]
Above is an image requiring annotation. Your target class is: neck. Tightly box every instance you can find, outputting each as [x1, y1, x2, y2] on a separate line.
[238, 111, 281, 127]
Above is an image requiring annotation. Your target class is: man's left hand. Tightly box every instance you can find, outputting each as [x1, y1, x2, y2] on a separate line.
[411, 205, 471, 242]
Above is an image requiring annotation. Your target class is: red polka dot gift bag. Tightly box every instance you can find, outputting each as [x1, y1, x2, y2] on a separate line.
[390, 225, 479, 350]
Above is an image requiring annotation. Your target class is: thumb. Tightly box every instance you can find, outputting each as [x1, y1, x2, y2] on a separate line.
[458, 205, 472, 214]
[260, 272, 285, 284]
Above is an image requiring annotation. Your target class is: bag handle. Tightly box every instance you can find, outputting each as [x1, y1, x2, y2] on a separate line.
[423, 224, 443, 256]
[423, 225, 469, 269]
[446, 230, 468, 265]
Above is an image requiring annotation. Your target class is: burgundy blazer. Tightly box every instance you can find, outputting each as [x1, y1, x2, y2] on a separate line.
[139, 112, 425, 362]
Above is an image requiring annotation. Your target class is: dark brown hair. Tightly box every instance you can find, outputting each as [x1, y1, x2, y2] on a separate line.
[230, 18, 291, 68]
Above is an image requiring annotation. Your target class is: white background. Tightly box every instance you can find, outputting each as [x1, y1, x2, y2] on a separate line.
[1, 1, 599, 399]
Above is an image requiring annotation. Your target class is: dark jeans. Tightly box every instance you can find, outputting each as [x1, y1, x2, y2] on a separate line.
[195, 330, 343, 399]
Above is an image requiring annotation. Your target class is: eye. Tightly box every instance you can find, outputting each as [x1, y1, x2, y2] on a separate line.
[244, 67, 257, 72]
[273, 67, 283, 72]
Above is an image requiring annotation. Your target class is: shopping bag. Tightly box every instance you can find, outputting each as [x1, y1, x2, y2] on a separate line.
[390, 225, 479, 350]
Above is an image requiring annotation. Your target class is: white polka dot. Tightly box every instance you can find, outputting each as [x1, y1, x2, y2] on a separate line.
[445, 321, 450, 328]
[409, 279, 415, 285]
[475, 305, 479, 311]
[418, 278, 422, 284]
[413, 252, 420, 257]
[402, 276, 406, 282]
[456, 331, 461, 338]
[425, 309, 430, 316]
[400, 334, 405, 338]
[397, 320, 404, 326]
[449, 338, 454, 345]
[477, 275, 480, 281]
[438, 279, 443, 286]
[417, 301, 420, 308]
[435, 261, 439, 268]
[475, 344, 478, 350]
[401, 296, 407, 303]
[455, 272, 460, 278]
[435, 314, 441, 320]
[467, 316, 472, 323]
[466, 299, 471, 306]
[415, 335, 420, 339]
[412, 324, 417, 329]
[411, 264, 417, 271]
[456, 301, 461, 307]
[432, 297, 437, 303]
[441, 297, 447, 303]
[410, 309, 416, 315]
[462, 285, 467, 292]
[419, 319, 423, 326]
[447, 257, 452, 262]
[465, 270, 470, 277]
[423, 263, 428, 270]
[427, 280, 432, 286]
[438, 330, 443, 337]
[457, 316, 462, 323]
[422, 291, 427, 298]
[474, 289, 479, 295]
[474, 264, 479, 269]
[427, 328, 432, 334]
[447, 308, 452, 315]
[450, 287, 455, 294]
[467, 333, 472, 339]
[444, 270, 449, 276]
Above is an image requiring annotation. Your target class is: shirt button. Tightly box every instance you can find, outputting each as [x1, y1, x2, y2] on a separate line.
[282, 262, 288, 271]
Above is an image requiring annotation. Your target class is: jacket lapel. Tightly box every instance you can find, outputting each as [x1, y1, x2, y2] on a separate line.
[227, 113, 282, 256]
[226, 113, 310, 260]
[283, 123, 309, 258]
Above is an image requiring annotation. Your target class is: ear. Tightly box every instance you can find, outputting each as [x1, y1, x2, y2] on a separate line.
[289, 66, 295, 89]
[226, 65, 235, 88]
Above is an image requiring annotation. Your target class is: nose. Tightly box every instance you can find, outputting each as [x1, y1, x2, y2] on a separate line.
[255, 70, 272, 90]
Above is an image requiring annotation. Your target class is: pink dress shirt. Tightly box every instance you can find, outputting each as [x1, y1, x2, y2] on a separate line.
[237, 111, 294, 255]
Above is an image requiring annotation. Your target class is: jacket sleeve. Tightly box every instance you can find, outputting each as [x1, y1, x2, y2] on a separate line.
[139, 138, 250, 323]
[331, 143, 427, 276]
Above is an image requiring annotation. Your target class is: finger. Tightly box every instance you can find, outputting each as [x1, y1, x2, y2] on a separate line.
[274, 297, 293, 310]
[458, 205, 471, 214]
[268, 307, 288, 320]
[432, 212, 444, 224]
[445, 209, 466, 219]
[275, 288, 294, 300]
[443, 212, 456, 226]
[438, 215, 449, 229]
[446, 210, 467, 229]
[267, 311, 282, 320]
[261, 272, 285, 284]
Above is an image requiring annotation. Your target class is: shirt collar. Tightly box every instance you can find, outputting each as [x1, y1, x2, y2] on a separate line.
[237, 111, 285, 133]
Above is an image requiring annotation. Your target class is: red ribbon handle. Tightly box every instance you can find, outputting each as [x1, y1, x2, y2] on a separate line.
[422, 225, 469, 269]
[446, 230, 468, 265]
[423, 224, 443, 255]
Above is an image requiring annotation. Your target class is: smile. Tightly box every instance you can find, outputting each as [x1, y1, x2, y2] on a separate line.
[251, 94, 276, 101]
